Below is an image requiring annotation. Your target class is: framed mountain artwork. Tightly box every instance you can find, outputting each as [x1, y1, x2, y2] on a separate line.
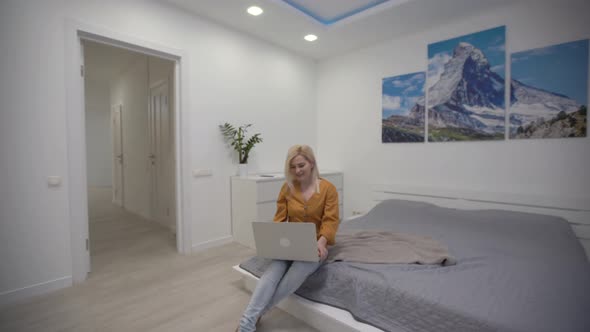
[382, 72, 426, 143]
[427, 26, 506, 142]
[509, 39, 588, 139]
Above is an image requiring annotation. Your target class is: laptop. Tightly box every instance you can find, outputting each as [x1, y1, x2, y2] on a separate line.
[252, 222, 319, 262]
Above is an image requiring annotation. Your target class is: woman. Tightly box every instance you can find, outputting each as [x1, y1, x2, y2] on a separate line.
[237, 145, 340, 332]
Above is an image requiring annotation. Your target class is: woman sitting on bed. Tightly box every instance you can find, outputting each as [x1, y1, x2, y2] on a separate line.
[236, 144, 340, 332]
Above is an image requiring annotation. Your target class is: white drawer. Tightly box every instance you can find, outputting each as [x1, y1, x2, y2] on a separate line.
[256, 201, 276, 222]
[322, 174, 342, 190]
[257, 180, 284, 203]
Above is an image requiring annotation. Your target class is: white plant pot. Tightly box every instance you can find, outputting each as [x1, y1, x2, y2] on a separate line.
[238, 163, 248, 177]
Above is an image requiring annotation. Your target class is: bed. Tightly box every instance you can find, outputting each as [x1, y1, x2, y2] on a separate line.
[234, 186, 590, 332]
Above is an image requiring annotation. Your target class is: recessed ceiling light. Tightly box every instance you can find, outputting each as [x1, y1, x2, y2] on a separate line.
[304, 34, 318, 42]
[247, 6, 263, 16]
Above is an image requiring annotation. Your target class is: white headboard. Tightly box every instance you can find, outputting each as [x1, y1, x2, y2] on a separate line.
[370, 184, 590, 261]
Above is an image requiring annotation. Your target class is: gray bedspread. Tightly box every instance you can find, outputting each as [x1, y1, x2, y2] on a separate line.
[239, 199, 590, 332]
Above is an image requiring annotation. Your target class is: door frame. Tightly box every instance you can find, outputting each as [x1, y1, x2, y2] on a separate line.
[65, 19, 192, 284]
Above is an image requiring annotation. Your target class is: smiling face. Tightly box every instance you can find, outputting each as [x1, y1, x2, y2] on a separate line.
[289, 154, 314, 183]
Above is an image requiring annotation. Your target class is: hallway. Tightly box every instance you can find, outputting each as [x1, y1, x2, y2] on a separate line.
[0, 187, 317, 331]
[87, 186, 176, 275]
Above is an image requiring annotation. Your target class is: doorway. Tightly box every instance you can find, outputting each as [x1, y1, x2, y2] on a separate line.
[84, 41, 178, 273]
[65, 22, 191, 283]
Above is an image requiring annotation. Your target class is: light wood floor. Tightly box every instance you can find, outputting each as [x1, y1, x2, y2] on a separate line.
[0, 187, 317, 332]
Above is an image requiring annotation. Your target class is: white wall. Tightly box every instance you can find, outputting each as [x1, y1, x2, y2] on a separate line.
[317, 0, 590, 216]
[0, 0, 316, 302]
[0, 0, 72, 302]
[111, 56, 151, 219]
[85, 79, 112, 187]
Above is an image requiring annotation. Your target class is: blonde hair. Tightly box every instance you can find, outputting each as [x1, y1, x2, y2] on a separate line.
[284, 145, 320, 192]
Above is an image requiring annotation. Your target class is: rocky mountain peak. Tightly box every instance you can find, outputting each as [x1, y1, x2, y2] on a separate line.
[429, 43, 502, 109]
[453, 42, 475, 57]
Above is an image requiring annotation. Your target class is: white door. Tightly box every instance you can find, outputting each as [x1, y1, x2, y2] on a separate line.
[148, 80, 176, 231]
[111, 104, 124, 207]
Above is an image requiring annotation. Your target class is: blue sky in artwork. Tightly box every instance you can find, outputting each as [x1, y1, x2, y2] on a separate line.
[428, 26, 506, 82]
[511, 39, 589, 105]
[382, 72, 425, 119]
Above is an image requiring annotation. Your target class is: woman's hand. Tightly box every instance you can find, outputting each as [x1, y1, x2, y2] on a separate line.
[317, 236, 328, 261]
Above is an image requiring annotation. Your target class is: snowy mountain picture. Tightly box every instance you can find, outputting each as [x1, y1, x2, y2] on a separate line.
[427, 26, 506, 142]
[509, 39, 588, 139]
[382, 72, 425, 143]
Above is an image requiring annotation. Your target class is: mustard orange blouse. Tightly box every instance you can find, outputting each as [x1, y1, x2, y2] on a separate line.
[273, 178, 340, 245]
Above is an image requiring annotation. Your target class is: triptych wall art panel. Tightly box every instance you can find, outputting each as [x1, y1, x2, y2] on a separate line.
[510, 39, 588, 139]
[382, 72, 425, 143]
[381, 25, 589, 143]
[427, 26, 506, 142]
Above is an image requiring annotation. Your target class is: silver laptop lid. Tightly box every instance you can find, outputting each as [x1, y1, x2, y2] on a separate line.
[252, 222, 319, 262]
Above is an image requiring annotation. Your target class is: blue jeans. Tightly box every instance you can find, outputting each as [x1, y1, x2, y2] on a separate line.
[238, 259, 322, 332]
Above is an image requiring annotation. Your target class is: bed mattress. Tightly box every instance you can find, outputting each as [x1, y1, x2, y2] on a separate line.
[240, 199, 590, 332]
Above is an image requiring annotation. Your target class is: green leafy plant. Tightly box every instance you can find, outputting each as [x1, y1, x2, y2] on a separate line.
[219, 123, 263, 164]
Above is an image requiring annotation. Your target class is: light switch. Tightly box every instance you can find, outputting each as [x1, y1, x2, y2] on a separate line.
[47, 176, 62, 187]
[193, 169, 212, 177]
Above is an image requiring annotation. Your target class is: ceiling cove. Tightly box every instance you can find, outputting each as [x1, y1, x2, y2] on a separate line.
[279, 0, 394, 26]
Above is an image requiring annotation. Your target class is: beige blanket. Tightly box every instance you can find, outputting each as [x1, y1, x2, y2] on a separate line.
[327, 230, 456, 266]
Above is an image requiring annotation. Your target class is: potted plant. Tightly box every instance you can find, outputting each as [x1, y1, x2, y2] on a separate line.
[219, 122, 263, 177]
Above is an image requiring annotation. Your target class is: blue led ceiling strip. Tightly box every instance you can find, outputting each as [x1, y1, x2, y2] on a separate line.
[281, 0, 390, 26]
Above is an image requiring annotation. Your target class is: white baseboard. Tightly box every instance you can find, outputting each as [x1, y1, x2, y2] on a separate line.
[0, 276, 72, 308]
[191, 236, 234, 253]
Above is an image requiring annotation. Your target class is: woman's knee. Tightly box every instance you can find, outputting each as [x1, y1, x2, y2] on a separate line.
[292, 261, 321, 273]
[261, 260, 289, 283]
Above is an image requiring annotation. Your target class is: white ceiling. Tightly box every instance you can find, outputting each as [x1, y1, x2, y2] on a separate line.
[162, 0, 517, 60]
